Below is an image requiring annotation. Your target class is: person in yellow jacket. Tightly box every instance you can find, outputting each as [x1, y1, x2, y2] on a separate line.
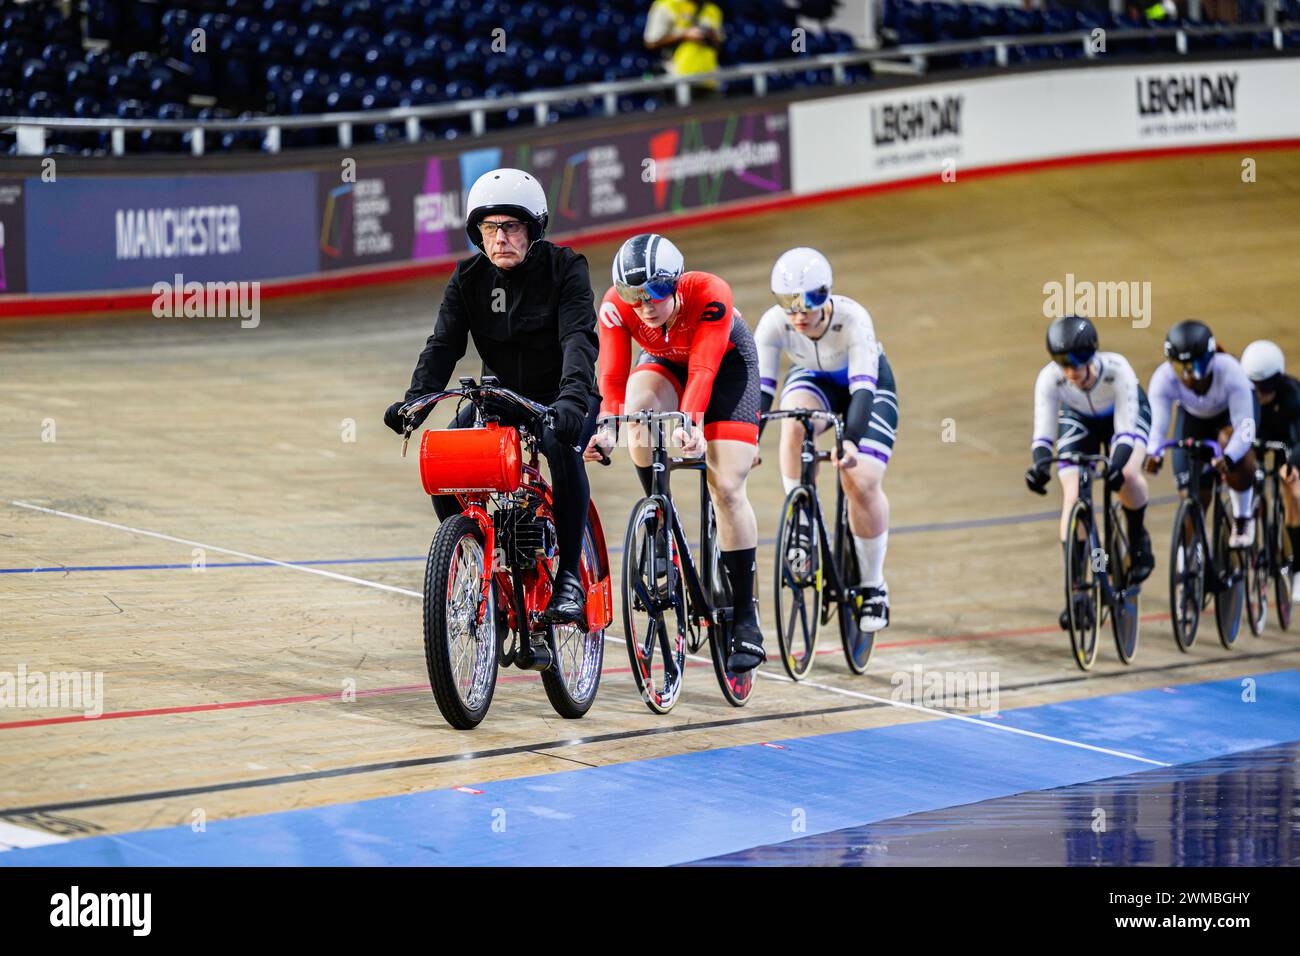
[644, 0, 725, 89]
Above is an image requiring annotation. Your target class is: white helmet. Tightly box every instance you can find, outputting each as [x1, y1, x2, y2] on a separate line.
[1241, 339, 1285, 385]
[465, 167, 548, 250]
[771, 247, 832, 313]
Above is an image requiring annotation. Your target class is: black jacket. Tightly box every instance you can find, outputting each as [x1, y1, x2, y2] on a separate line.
[404, 241, 600, 413]
[1259, 374, 1300, 468]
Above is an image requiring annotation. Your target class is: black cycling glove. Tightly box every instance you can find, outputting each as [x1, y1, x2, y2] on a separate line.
[1025, 445, 1053, 495]
[384, 399, 432, 435]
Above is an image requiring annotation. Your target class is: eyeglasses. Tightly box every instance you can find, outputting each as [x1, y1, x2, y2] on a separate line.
[1051, 350, 1096, 369]
[774, 287, 830, 314]
[614, 276, 678, 305]
[478, 220, 528, 238]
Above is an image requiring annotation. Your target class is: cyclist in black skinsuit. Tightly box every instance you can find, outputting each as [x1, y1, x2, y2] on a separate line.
[383, 168, 600, 626]
[1242, 339, 1300, 583]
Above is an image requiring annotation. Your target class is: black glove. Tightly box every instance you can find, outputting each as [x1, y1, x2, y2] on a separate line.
[384, 399, 430, 436]
[1025, 446, 1052, 495]
[550, 399, 587, 446]
[1105, 444, 1133, 493]
[480, 391, 528, 426]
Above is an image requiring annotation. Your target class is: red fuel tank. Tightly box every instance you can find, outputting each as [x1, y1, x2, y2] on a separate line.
[420, 423, 522, 495]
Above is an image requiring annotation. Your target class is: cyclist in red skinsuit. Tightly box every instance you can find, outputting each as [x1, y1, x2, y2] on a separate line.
[583, 233, 766, 671]
[595, 270, 759, 443]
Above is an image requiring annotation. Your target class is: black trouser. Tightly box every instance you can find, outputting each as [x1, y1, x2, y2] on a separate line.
[432, 402, 599, 578]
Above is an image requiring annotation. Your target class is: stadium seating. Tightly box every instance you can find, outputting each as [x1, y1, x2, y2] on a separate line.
[0, 0, 1287, 155]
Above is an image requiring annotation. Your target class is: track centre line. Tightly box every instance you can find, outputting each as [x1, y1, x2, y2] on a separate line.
[9, 501, 422, 599]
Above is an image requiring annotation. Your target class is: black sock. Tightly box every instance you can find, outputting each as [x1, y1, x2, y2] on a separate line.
[1124, 505, 1147, 546]
[1289, 526, 1300, 563]
[721, 547, 757, 626]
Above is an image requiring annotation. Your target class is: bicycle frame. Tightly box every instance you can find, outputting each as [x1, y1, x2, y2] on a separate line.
[1055, 452, 1128, 609]
[1158, 437, 1229, 593]
[764, 408, 857, 612]
[403, 381, 613, 668]
[615, 410, 723, 630]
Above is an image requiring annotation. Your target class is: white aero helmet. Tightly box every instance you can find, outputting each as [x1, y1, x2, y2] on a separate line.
[465, 167, 548, 250]
[1241, 339, 1286, 387]
[771, 247, 832, 313]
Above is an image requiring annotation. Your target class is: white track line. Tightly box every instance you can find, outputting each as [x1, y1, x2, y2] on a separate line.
[0, 821, 68, 852]
[14, 499, 1171, 766]
[681, 650, 1168, 766]
[10, 500, 422, 598]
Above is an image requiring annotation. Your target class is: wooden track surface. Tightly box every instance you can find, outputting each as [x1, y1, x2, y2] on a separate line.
[2, 149, 1299, 841]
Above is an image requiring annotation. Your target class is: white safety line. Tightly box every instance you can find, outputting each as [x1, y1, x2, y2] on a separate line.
[0, 821, 69, 852]
[13, 499, 1172, 766]
[9, 501, 422, 599]
[683, 650, 1169, 766]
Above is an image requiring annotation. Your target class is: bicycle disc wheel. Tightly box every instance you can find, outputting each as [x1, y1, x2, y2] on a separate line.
[1064, 501, 1100, 671]
[424, 514, 499, 730]
[705, 503, 755, 707]
[1108, 501, 1140, 665]
[1274, 490, 1293, 631]
[1213, 501, 1245, 650]
[621, 497, 686, 714]
[1244, 496, 1268, 637]
[774, 486, 822, 680]
[1169, 499, 1203, 652]
[541, 521, 607, 719]
[836, 507, 874, 675]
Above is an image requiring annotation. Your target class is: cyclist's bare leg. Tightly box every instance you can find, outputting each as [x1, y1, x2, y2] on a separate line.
[1280, 467, 1300, 580]
[1057, 466, 1081, 542]
[706, 439, 758, 551]
[1118, 445, 1149, 511]
[777, 391, 827, 491]
[624, 371, 680, 476]
[843, 455, 888, 540]
[1218, 425, 1257, 533]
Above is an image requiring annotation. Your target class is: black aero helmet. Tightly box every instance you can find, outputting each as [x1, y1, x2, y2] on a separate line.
[1045, 316, 1098, 368]
[1164, 319, 1216, 382]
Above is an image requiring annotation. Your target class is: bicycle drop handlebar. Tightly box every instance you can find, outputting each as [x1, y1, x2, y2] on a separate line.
[400, 384, 552, 427]
[759, 408, 846, 446]
[1051, 451, 1108, 475]
[597, 410, 695, 455]
[1154, 437, 1223, 459]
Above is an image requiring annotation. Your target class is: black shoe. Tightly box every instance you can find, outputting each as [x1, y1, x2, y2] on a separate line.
[726, 620, 766, 673]
[1129, 530, 1154, 584]
[543, 570, 586, 627]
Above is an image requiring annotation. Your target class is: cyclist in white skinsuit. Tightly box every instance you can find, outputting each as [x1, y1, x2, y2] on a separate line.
[1144, 320, 1259, 547]
[755, 248, 898, 632]
[1026, 317, 1154, 628]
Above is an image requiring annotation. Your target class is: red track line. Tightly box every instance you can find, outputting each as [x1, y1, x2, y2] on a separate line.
[3, 138, 1296, 319]
[0, 658, 711, 731]
[2, 609, 1184, 730]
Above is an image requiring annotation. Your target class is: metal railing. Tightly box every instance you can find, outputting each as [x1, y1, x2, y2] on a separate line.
[2, 20, 1295, 157]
